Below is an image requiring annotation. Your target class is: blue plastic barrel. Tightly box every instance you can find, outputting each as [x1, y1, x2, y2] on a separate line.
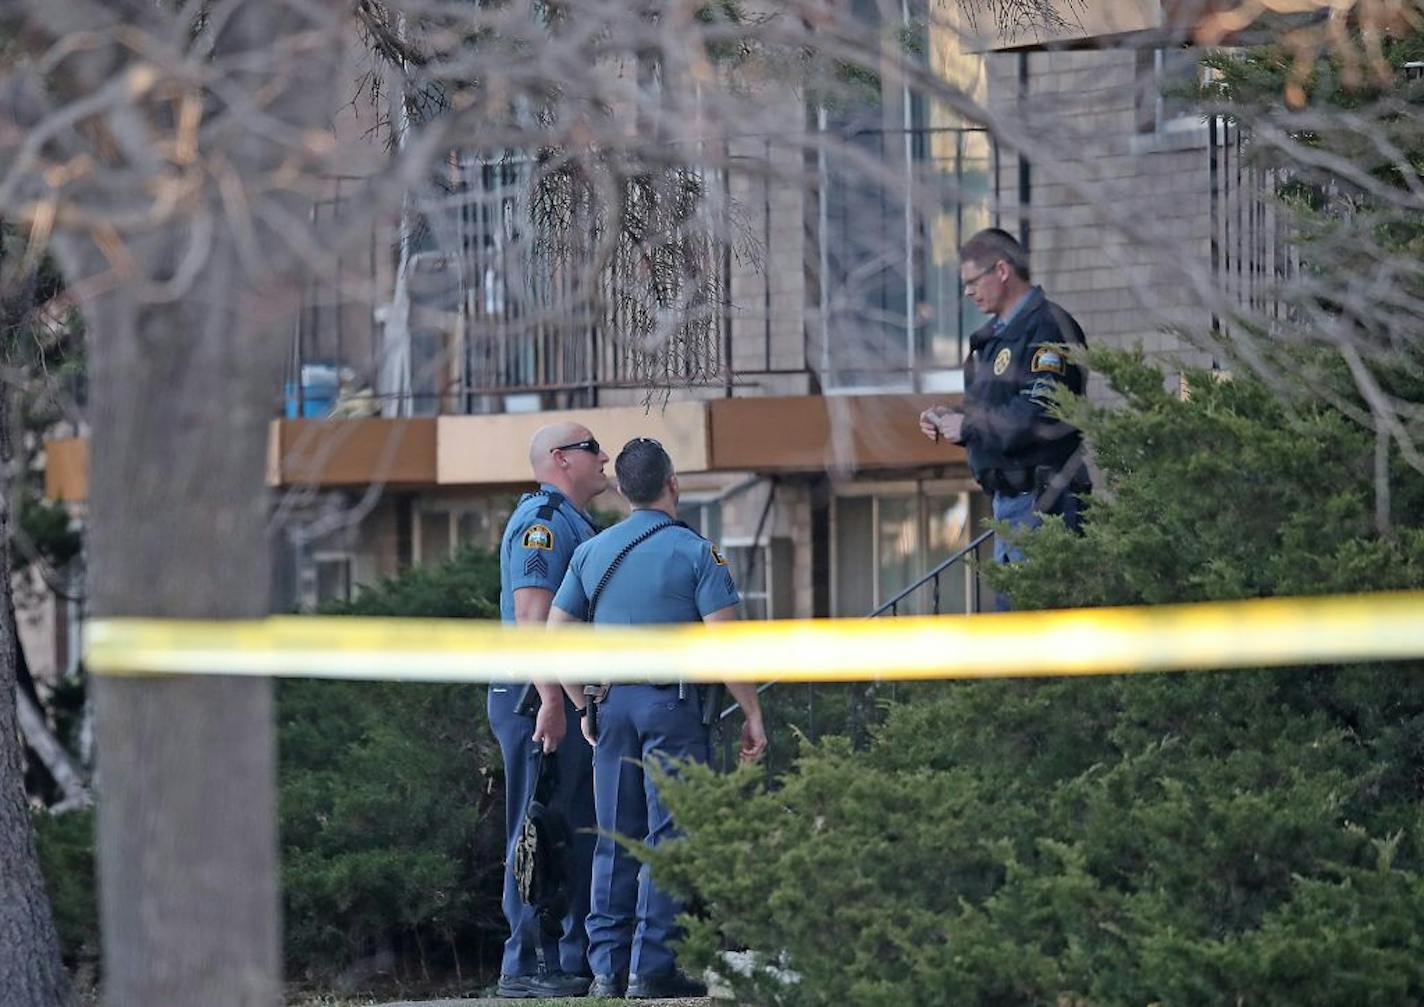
[283, 363, 341, 418]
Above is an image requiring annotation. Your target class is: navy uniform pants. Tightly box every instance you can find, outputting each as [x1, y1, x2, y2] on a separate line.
[586, 684, 709, 982]
[488, 684, 596, 978]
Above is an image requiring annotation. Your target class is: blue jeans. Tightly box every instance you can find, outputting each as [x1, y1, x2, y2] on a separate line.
[991, 488, 1085, 609]
[585, 685, 710, 981]
[488, 685, 596, 977]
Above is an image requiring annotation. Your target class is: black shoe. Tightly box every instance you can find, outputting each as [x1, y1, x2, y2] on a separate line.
[627, 970, 708, 999]
[495, 970, 592, 998]
[588, 973, 626, 998]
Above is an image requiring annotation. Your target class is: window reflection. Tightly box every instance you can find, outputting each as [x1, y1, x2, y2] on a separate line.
[834, 489, 978, 617]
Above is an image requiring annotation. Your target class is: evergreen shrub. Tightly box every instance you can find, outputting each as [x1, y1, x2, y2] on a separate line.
[280, 544, 507, 981]
[649, 353, 1424, 1006]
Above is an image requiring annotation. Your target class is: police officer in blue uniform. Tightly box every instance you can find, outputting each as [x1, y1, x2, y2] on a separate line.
[491, 421, 609, 998]
[548, 437, 768, 1000]
[920, 228, 1090, 599]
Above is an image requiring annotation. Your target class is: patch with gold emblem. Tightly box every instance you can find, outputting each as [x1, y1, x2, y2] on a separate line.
[1030, 346, 1067, 375]
[710, 544, 728, 566]
[522, 523, 555, 550]
[993, 347, 1012, 376]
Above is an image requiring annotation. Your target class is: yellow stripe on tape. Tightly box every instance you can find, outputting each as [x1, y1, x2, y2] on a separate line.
[84, 591, 1424, 682]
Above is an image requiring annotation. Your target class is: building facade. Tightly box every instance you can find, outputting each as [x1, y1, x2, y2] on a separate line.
[44, 2, 1270, 640]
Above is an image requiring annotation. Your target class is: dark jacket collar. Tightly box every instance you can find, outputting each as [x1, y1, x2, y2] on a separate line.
[969, 287, 1045, 352]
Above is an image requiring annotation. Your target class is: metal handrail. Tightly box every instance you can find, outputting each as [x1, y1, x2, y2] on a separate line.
[717, 527, 995, 721]
[867, 528, 994, 618]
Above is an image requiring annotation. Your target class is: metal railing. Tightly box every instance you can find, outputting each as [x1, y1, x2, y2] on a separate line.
[283, 125, 998, 417]
[713, 528, 995, 774]
[1208, 115, 1299, 340]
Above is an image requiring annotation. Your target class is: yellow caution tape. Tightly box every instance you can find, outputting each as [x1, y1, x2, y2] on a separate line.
[84, 590, 1424, 683]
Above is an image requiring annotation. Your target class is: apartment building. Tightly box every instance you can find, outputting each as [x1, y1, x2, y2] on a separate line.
[43, 1, 1269, 646]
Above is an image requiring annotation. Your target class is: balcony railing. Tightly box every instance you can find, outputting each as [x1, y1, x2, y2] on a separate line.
[283, 126, 997, 417]
[1208, 115, 1299, 339]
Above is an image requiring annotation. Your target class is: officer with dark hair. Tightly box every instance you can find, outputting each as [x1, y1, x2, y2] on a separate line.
[549, 437, 768, 1000]
[919, 227, 1089, 600]
[490, 421, 609, 999]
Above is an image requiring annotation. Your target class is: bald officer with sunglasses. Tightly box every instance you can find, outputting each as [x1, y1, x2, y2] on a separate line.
[490, 422, 609, 999]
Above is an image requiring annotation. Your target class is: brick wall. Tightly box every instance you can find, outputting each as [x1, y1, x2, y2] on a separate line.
[988, 49, 1220, 384]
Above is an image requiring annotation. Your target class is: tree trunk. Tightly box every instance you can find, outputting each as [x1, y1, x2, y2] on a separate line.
[33, 1, 344, 1003]
[0, 439, 73, 1007]
[0, 209, 75, 1004]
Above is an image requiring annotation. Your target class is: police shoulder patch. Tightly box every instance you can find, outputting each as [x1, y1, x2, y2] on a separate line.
[710, 544, 728, 566]
[1030, 346, 1067, 375]
[992, 347, 1012, 376]
[522, 523, 555, 550]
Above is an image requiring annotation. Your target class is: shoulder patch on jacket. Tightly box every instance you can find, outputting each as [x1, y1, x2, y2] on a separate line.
[710, 544, 728, 566]
[1031, 346, 1067, 375]
[522, 523, 555, 550]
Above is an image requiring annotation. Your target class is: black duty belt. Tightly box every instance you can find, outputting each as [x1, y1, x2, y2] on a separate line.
[982, 468, 1035, 495]
[983, 463, 1090, 499]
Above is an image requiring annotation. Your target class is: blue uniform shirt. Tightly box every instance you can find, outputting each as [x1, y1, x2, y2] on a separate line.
[499, 483, 599, 622]
[553, 508, 740, 624]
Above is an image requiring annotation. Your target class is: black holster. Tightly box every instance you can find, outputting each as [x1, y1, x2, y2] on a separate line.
[699, 683, 725, 728]
[583, 684, 610, 741]
[514, 682, 541, 718]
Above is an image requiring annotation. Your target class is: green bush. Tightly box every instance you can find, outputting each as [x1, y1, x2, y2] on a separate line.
[31, 549, 511, 985]
[280, 544, 507, 980]
[33, 546, 512, 983]
[32, 807, 99, 972]
[649, 353, 1424, 1006]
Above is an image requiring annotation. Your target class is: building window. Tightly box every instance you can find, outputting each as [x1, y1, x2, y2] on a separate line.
[300, 552, 354, 609]
[679, 499, 723, 544]
[832, 485, 981, 616]
[682, 498, 789, 620]
[723, 539, 793, 620]
[1136, 47, 1203, 135]
[413, 497, 514, 565]
[418, 509, 452, 565]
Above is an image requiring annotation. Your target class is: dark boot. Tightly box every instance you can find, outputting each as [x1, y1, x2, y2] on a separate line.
[588, 973, 626, 998]
[626, 970, 708, 999]
[495, 969, 592, 998]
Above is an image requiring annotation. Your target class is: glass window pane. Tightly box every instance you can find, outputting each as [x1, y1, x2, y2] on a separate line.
[727, 545, 768, 621]
[455, 510, 489, 550]
[877, 496, 919, 614]
[682, 501, 722, 542]
[315, 558, 351, 604]
[926, 493, 971, 614]
[834, 497, 874, 617]
[419, 511, 451, 564]
[704, 504, 723, 547]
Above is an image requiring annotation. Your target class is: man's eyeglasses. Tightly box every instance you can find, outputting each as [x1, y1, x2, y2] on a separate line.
[551, 437, 601, 456]
[962, 263, 1000, 292]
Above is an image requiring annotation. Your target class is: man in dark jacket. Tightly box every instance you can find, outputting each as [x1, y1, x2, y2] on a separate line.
[919, 229, 1089, 598]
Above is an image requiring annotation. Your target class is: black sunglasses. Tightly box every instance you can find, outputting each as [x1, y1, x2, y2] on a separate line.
[551, 437, 601, 455]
